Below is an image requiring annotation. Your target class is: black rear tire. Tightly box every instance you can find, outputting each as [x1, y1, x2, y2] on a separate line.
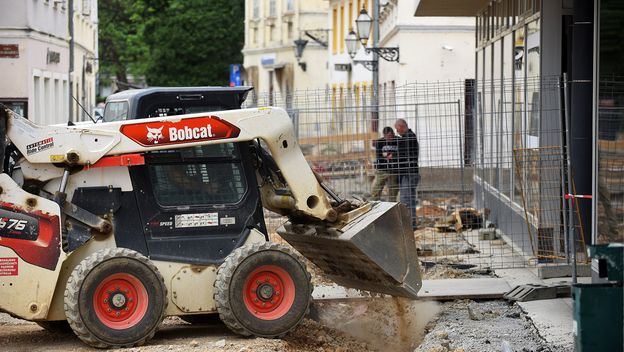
[214, 242, 312, 338]
[64, 248, 167, 348]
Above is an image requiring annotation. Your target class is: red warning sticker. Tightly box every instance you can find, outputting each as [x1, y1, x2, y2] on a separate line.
[0, 257, 18, 276]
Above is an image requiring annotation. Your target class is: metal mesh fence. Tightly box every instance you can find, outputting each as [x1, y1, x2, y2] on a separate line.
[597, 77, 624, 244]
[244, 77, 591, 269]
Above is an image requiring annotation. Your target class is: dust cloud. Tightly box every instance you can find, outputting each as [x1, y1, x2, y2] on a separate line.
[312, 298, 440, 352]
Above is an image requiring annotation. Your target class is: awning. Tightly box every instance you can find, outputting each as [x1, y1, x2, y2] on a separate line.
[414, 0, 488, 16]
[263, 63, 286, 70]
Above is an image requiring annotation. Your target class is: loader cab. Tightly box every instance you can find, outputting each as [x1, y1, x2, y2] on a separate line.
[103, 86, 253, 122]
[80, 87, 268, 265]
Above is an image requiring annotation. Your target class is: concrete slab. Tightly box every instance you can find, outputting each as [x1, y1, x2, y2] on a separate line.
[518, 298, 574, 351]
[496, 267, 592, 286]
[495, 268, 543, 287]
[313, 278, 511, 301]
[542, 276, 591, 285]
[462, 229, 529, 269]
[537, 264, 591, 279]
[419, 278, 511, 300]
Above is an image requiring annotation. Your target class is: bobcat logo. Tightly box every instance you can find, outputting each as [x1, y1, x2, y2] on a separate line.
[146, 126, 164, 144]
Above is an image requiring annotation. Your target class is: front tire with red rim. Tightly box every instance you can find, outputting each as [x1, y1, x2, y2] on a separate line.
[64, 248, 167, 348]
[214, 242, 312, 338]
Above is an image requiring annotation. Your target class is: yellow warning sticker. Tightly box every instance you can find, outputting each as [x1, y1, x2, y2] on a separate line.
[49, 154, 65, 162]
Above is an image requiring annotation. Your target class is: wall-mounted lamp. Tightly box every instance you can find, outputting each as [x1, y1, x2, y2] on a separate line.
[355, 9, 372, 46]
[345, 31, 358, 59]
[294, 38, 308, 71]
[348, 8, 399, 63]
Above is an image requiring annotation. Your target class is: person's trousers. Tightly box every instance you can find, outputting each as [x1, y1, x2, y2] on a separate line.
[371, 170, 399, 201]
[399, 171, 420, 229]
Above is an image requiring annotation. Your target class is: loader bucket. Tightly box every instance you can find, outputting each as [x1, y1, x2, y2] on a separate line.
[277, 202, 422, 299]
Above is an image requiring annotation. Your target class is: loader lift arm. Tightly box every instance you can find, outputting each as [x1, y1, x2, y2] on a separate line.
[6, 107, 335, 221]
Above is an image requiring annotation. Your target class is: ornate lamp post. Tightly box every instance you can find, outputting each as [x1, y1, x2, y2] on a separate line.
[345, 2, 399, 130]
[351, 7, 400, 66]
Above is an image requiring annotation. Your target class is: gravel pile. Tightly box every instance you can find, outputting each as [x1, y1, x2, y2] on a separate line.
[415, 300, 565, 352]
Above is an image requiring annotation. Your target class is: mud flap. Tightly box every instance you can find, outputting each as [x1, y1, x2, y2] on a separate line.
[277, 202, 422, 299]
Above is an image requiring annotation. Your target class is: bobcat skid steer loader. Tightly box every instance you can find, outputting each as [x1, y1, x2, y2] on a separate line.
[0, 95, 421, 348]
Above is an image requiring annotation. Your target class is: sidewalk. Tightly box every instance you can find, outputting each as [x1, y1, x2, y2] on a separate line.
[495, 267, 589, 351]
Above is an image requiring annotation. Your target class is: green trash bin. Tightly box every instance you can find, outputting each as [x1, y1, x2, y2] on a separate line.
[573, 283, 623, 352]
[573, 244, 623, 352]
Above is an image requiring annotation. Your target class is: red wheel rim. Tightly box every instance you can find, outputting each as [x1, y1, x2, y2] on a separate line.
[93, 273, 148, 330]
[243, 265, 295, 320]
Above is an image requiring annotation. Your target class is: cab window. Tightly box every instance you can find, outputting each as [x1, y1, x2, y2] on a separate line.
[145, 105, 226, 118]
[103, 101, 129, 122]
[146, 144, 247, 207]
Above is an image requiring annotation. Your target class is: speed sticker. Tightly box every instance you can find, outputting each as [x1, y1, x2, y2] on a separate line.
[175, 213, 218, 228]
[220, 217, 236, 225]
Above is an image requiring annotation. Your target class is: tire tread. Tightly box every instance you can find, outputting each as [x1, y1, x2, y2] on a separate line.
[64, 248, 167, 349]
[213, 242, 312, 338]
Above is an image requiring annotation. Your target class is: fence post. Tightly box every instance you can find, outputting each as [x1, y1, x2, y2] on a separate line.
[563, 72, 577, 284]
[464, 79, 475, 166]
[457, 99, 465, 206]
[558, 77, 570, 263]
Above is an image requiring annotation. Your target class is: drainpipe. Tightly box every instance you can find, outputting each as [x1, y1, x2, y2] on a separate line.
[569, 0, 594, 245]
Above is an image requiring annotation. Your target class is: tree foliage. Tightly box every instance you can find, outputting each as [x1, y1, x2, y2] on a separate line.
[98, 0, 244, 89]
[98, 0, 147, 89]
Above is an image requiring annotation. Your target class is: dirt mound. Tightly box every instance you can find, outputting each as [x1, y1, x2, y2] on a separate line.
[414, 228, 478, 256]
[416, 205, 447, 217]
[423, 265, 476, 280]
[284, 319, 373, 351]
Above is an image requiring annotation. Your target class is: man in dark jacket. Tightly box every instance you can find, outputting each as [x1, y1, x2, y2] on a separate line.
[371, 127, 399, 201]
[395, 118, 420, 229]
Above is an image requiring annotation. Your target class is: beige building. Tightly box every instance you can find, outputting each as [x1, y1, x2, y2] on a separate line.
[328, 0, 373, 90]
[327, 0, 474, 90]
[243, 0, 329, 98]
[71, 0, 99, 122]
[325, 0, 474, 137]
[0, 0, 98, 125]
[377, 0, 474, 86]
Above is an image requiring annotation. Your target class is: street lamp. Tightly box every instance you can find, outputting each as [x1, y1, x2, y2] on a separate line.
[293, 38, 308, 71]
[345, 31, 359, 59]
[348, 8, 400, 67]
[347, 0, 399, 132]
[294, 38, 308, 60]
[355, 9, 372, 46]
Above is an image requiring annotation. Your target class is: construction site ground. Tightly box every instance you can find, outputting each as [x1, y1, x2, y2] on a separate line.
[0, 264, 573, 352]
[0, 218, 574, 351]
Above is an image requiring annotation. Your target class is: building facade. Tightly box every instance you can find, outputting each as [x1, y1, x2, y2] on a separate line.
[327, 0, 475, 88]
[71, 0, 99, 122]
[414, 0, 624, 254]
[0, 0, 98, 125]
[325, 0, 475, 142]
[327, 0, 372, 90]
[242, 0, 329, 99]
[377, 1, 475, 86]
